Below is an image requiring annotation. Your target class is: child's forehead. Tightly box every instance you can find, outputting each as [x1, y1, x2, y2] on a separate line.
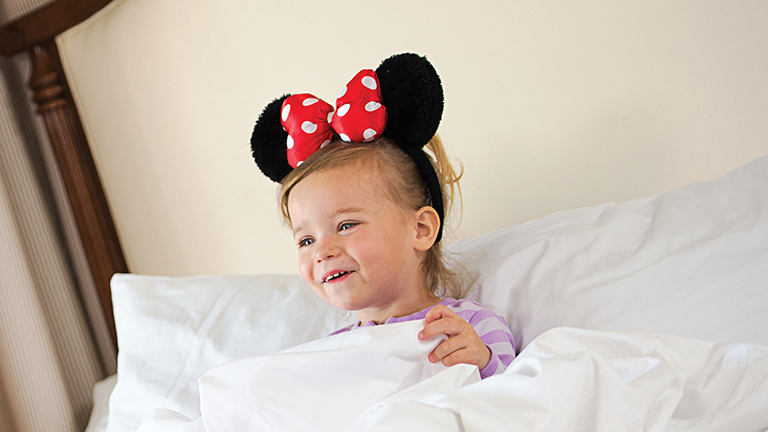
[288, 163, 399, 216]
[307, 162, 386, 193]
[292, 169, 382, 219]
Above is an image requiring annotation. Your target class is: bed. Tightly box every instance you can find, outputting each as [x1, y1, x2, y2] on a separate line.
[2, 0, 768, 431]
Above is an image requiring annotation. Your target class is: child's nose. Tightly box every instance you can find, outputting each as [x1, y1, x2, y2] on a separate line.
[315, 239, 340, 263]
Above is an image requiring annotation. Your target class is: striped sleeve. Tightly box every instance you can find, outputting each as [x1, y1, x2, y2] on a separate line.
[452, 301, 516, 379]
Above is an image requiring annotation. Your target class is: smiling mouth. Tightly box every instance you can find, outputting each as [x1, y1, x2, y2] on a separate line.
[323, 271, 352, 283]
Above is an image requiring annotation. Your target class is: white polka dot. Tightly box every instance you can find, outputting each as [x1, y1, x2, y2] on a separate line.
[363, 129, 377, 141]
[338, 86, 347, 98]
[320, 140, 331, 148]
[281, 104, 291, 122]
[337, 104, 350, 117]
[301, 121, 317, 134]
[365, 101, 381, 112]
[286, 135, 294, 149]
[302, 97, 319, 106]
[297, 161, 304, 166]
[339, 133, 351, 142]
[361, 76, 377, 90]
[327, 112, 334, 123]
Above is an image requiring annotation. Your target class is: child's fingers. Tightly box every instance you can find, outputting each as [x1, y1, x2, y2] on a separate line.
[420, 305, 463, 341]
[420, 305, 491, 369]
[430, 336, 490, 368]
[419, 314, 465, 341]
[428, 333, 465, 363]
[424, 304, 458, 325]
[435, 348, 474, 368]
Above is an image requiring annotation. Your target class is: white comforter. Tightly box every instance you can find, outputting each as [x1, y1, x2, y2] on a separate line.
[137, 321, 768, 432]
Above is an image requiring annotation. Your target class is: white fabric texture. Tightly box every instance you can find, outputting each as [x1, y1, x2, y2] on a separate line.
[135, 326, 768, 432]
[106, 274, 355, 432]
[85, 375, 117, 432]
[452, 153, 768, 349]
[349, 328, 768, 432]
[136, 320, 478, 432]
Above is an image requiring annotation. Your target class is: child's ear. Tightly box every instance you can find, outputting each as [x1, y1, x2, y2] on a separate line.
[413, 206, 440, 251]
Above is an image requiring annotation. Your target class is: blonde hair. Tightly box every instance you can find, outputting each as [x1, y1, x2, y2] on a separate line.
[279, 135, 467, 298]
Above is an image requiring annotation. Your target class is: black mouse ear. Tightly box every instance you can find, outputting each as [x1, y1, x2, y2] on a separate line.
[251, 95, 292, 183]
[376, 53, 444, 150]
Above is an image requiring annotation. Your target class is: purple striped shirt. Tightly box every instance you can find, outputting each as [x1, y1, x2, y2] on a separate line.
[329, 298, 516, 379]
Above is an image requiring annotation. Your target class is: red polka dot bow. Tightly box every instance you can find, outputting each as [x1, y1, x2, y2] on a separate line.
[280, 69, 387, 167]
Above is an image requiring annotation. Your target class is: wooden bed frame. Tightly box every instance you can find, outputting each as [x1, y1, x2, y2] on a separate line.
[1, 0, 124, 355]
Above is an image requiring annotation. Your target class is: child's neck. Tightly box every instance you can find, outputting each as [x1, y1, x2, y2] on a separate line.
[357, 293, 441, 325]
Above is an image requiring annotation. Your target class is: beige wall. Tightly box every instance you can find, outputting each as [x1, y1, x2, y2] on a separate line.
[58, 0, 768, 276]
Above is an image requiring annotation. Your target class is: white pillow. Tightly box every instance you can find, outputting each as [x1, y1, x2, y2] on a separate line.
[106, 274, 355, 432]
[450, 153, 768, 349]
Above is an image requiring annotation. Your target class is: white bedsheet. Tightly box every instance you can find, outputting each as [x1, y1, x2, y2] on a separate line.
[354, 328, 768, 431]
[136, 322, 768, 432]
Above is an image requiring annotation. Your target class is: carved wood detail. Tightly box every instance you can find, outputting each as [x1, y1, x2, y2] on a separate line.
[28, 41, 127, 351]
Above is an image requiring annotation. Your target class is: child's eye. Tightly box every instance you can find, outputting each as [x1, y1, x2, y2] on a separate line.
[338, 222, 357, 232]
[298, 237, 315, 248]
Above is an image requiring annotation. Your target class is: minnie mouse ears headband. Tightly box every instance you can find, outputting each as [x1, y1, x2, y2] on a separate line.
[251, 53, 446, 242]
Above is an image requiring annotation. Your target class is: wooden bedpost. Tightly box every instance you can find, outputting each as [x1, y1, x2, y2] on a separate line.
[1, 0, 123, 354]
[29, 41, 127, 351]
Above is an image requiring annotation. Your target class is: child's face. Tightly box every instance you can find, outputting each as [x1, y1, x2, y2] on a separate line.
[287, 163, 435, 323]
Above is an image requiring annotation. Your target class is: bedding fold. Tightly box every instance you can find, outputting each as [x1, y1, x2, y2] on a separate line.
[137, 320, 479, 432]
[137, 323, 768, 432]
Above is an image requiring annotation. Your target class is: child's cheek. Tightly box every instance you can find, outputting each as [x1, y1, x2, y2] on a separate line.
[297, 256, 316, 286]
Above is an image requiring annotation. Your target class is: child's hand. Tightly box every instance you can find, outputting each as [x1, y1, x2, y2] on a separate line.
[418, 305, 491, 370]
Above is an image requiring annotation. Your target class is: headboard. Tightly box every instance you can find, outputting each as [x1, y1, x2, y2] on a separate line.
[2, 0, 767, 361]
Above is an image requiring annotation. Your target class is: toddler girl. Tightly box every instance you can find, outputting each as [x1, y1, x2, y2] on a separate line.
[251, 53, 515, 378]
